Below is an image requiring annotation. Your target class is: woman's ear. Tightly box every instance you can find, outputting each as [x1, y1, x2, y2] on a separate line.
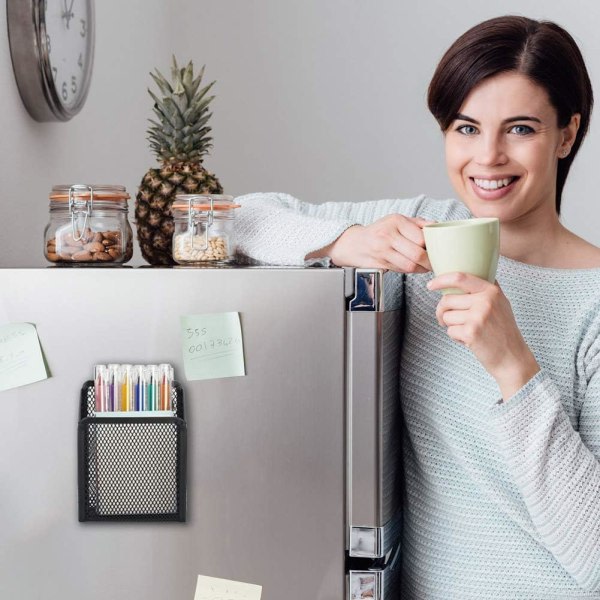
[559, 113, 581, 157]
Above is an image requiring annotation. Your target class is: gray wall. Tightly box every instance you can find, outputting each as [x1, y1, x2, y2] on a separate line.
[1, 0, 599, 267]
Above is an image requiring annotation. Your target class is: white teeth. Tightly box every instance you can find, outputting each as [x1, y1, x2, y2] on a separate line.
[473, 177, 514, 190]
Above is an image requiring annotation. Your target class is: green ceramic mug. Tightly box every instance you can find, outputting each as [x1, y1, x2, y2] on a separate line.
[422, 217, 500, 294]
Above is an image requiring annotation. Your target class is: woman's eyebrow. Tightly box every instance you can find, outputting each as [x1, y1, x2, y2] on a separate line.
[455, 113, 542, 124]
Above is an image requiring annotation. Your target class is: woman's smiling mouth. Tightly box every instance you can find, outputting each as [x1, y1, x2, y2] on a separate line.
[469, 176, 520, 199]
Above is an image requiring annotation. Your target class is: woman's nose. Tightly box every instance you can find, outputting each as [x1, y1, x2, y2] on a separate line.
[474, 134, 508, 166]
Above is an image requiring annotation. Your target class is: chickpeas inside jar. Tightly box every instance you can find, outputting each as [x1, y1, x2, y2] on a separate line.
[172, 195, 240, 265]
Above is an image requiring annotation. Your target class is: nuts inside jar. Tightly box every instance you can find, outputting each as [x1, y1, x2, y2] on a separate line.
[46, 227, 133, 264]
[173, 234, 231, 263]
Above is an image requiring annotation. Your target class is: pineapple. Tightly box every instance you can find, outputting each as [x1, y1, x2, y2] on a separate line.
[136, 57, 223, 265]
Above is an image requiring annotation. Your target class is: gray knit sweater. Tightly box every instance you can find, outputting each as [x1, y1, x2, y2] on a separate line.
[235, 192, 600, 599]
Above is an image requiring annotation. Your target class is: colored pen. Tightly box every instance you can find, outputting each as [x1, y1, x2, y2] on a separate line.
[147, 365, 158, 411]
[94, 365, 107, 412]
[107, 363, 120, 412]
[159, 363, 172, 411]
[133, 364, 146, 411]
[121, 365, 133, 411]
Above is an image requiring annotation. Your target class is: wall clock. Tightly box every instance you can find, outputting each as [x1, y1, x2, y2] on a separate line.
[7, 0, 95, 122]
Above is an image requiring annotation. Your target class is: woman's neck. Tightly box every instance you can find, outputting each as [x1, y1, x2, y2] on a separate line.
[499, 209, 569, 267]
[500, 213, 600, 269]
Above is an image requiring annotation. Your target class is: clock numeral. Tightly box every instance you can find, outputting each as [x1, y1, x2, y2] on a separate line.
[78, 53, 83, 69]
[71, 76, 78, 95]
[80, 19, 87, 38]
[46, 34, 51, 54]
[62, 81, 68, 102]
[52, 67, 58, 82]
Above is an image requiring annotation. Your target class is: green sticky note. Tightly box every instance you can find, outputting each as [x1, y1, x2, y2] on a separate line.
[181, 312, 245, 381]
[194, 574, 262, 600]
[0, 322, 49, 392]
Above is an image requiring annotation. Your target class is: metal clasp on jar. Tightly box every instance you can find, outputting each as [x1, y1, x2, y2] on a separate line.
[187, 195, 214, 250]
[68, 184, 94, 241]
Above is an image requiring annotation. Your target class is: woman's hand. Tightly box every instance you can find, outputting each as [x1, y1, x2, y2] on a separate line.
[427, 272, 540, 400]
[312, 214, 435, 273]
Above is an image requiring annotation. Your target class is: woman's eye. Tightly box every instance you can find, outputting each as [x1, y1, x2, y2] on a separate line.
[457, 124, 478, 135]
[510, 124, 534, 135]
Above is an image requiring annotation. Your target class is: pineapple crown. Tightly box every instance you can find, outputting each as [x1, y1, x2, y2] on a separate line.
[147, 56, 216, 164]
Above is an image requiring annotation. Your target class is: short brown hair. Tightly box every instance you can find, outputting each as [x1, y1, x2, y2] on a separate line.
[427, 16, 593, 214]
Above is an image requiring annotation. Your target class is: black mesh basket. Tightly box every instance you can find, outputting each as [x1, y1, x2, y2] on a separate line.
[78, 380, 187, 522]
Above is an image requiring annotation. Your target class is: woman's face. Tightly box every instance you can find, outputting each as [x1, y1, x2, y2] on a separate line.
[444, 71, 578, 223]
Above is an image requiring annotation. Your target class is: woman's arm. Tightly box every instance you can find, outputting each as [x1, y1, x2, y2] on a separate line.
[490, 340, 600, 592]
[234, 192, 469, 266]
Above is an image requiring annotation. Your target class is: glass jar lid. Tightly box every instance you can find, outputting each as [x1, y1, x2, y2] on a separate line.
[172, 194, 240, 211]
[49, 184, 130, 202]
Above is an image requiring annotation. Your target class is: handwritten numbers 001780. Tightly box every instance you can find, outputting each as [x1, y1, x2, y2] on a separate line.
[188, 337, 240, 354]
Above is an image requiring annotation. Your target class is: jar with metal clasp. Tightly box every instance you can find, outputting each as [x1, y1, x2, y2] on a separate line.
[44, 184, 134, 265]
[172, 194, 240, 265]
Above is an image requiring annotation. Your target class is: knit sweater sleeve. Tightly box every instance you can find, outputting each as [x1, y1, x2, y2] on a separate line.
[489, 309, 600, 592]
[233, 192, 469, 265]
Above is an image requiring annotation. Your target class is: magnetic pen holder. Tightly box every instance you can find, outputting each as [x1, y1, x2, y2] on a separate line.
[77, 380, 187, 522]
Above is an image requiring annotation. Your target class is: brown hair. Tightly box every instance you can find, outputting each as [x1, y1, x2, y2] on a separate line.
[427, 16, 593, 214]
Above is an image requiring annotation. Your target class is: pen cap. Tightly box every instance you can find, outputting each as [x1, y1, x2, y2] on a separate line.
[107, 363, 120, 379]
[159, 363, 173, 381]
[120, 364, 133, 378]
[133, 364, 146, 382]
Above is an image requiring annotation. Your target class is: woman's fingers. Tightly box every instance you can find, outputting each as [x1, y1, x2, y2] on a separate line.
[390, 234, 432, 271]
[435, 292, 472, 326]
[329, 214, 436, 274]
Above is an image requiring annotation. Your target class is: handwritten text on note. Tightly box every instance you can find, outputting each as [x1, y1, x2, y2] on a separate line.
[194, 574, 262, 600]
[0, 322, 49, 392]
[181, 312, 245, 381]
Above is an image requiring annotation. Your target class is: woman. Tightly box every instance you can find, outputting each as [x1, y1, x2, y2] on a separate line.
[235, 16, 600, 599]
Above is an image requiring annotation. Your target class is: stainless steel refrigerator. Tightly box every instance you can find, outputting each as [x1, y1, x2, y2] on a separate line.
[0, 266, 403, 600]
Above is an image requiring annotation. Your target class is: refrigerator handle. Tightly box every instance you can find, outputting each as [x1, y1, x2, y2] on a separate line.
[348, 542, 402, 600]
[345, 268, 384, 312]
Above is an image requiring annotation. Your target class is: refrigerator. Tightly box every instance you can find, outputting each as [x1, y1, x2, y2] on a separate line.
[0, 266, 403, 600]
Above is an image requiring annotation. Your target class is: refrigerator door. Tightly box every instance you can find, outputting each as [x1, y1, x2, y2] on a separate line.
[346, 269, 404, 559]
[0, 267, 347, 600]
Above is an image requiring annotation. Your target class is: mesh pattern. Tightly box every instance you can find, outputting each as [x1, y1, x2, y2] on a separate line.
[78, 381, 187, 522]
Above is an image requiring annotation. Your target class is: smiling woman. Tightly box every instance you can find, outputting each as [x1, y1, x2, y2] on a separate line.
[232, 15, 600, 600]
[428, 17, 593, 215]
[442, 71, 582, 259]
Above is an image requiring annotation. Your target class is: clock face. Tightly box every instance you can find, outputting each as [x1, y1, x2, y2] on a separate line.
[6, 0, 95, 121]
[44, 0, 94, 110]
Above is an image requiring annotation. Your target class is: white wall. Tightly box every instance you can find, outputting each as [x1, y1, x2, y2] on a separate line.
[1, 1, 599, 267]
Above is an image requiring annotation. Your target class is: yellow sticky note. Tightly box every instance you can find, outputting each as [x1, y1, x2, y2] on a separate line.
[181, 312, 245, 381]
[0, 322, 49, 392]
[194, 575, 262, 600]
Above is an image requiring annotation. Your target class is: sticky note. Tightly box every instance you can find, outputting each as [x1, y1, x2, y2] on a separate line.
[194, 575, 262, 600]
[0, 322, 49, 392]
[181, 312, 245, 381]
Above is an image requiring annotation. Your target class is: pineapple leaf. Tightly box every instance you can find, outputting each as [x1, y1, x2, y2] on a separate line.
[146, 57, 217, 163]
[149, 70, 173, 97]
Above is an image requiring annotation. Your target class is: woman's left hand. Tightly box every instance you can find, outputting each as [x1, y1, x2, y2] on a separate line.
[427, 272, 540, 399]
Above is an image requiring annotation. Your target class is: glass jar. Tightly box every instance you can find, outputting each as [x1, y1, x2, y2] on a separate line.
[44, 184, 133, 265]
[172, 195, 240, 265]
